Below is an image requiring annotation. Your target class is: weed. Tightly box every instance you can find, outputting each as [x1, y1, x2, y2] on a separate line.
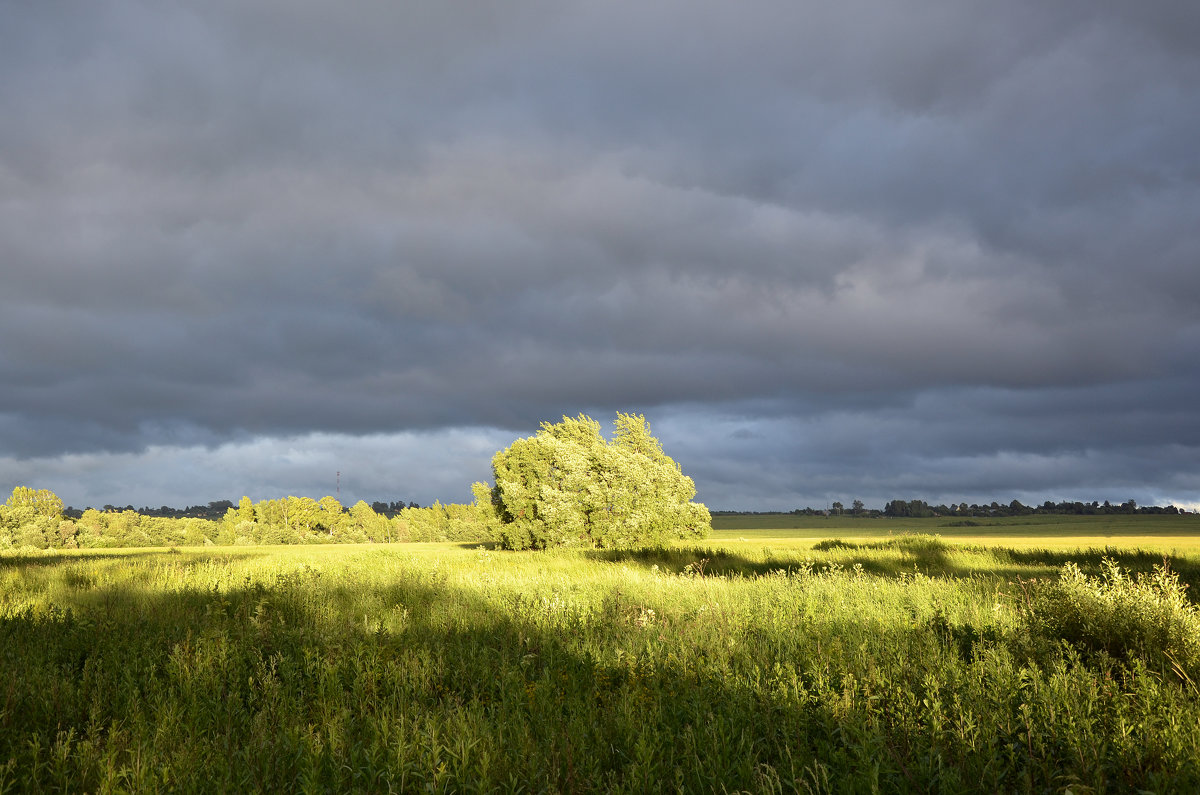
[1022, 558, 1200, 682]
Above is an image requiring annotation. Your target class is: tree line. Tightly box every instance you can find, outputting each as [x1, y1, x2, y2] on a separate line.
[782, 498, 1188, 518]
[0, 487, 491, 550]
[882, 498, 1187, 517]
[60, 498, 423, 521]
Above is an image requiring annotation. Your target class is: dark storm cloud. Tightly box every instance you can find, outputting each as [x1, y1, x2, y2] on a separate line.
[1, 0, 1197, 508]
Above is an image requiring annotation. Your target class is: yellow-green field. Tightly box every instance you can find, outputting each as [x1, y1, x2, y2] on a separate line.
[712, 512, 1200, 553]
[3, 520, 1200, 791]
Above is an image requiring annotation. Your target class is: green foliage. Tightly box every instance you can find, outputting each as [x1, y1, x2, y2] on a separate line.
[0, 486, 500, 550]
[491, 413, 711, 550]
[5, 486, 65, 519]
[1023, 558, 1200, 682]
[394, 499, 494, 543]
[1, 543, 1199, 791]
[1, 487, 65, 549]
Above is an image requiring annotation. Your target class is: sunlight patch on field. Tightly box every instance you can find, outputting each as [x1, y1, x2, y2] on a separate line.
[709, 514, 1200, 557]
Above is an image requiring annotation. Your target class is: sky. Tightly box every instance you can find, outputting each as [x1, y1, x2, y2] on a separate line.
[2, 1, 1198, 512]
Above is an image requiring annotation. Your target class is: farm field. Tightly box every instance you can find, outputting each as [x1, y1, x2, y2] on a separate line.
[713, 512, 1200, 553]
[2, 517, 1200, 792]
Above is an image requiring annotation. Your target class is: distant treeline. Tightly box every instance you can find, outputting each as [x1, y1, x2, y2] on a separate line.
[716, 498, 1191, 518]
[882, 498, 1186, 517]
[63, 498, 422, 521]
[0, 487, 489, 551]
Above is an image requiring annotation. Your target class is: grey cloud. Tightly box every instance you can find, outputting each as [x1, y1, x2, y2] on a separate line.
[656, 392, 1200, 511]
[0, 428, 512, 510]
[1, 1, 1197, 508]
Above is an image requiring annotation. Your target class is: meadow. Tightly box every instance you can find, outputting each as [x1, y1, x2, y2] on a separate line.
[713, 512, 1200, 548]
[2, 515, 1200, 792]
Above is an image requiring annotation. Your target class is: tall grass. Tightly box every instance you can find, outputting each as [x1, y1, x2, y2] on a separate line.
[1, 537, 1198, 791]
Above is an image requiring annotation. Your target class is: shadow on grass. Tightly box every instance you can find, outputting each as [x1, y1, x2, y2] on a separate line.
[997, 546, 1200, 593]
[586, 535, 958, 578]
[0, 555, 942, 791]
[454, 540, 500, 550]
[0, 548, 173, 570]
[0, 546, 272, 573]
[587, 535, 1200, 594]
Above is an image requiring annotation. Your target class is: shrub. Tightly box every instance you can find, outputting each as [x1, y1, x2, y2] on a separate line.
[1023, 558, 1200, 682]
[812, 538, 858, 551]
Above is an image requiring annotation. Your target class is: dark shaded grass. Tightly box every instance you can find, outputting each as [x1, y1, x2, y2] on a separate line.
[0, 550, 165, 571]
[594, 534, 1200, 597]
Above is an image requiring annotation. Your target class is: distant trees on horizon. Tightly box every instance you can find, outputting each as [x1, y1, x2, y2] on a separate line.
[63, 498, 423, 521]
[771, 498, 1188, 518]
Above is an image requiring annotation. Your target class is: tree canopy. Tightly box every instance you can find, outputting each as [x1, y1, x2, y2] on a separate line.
[5, 486, 64, 519]
[488, 413, 711, 550]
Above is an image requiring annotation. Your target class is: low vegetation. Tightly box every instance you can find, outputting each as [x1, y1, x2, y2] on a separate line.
[3, 533, 1200, 791]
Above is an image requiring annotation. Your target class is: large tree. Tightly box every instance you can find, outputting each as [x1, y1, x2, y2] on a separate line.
[5, 486, 64, 519]
[488, 413, 711, 550]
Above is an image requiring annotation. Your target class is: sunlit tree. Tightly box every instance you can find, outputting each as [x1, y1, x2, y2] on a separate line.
[489, 413, 711, 550]
[5, 486, 64, 519]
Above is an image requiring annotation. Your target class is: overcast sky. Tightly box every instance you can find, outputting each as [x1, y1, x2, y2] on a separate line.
[2, 1, 1198, 511]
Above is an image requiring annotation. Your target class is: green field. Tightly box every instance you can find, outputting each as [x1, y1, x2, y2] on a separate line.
[714, 512, 1200, 552]
[3, 517, 1200, 791]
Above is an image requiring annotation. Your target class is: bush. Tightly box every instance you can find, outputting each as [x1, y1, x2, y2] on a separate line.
[812, 538, 858, 551]
[1023, 558, 1200, 682]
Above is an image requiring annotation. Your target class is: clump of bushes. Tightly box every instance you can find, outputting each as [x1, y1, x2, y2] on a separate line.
[1023, 558, 1200, 682]
[812, 538, 858, 551]
[813, 533, 951, 553]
